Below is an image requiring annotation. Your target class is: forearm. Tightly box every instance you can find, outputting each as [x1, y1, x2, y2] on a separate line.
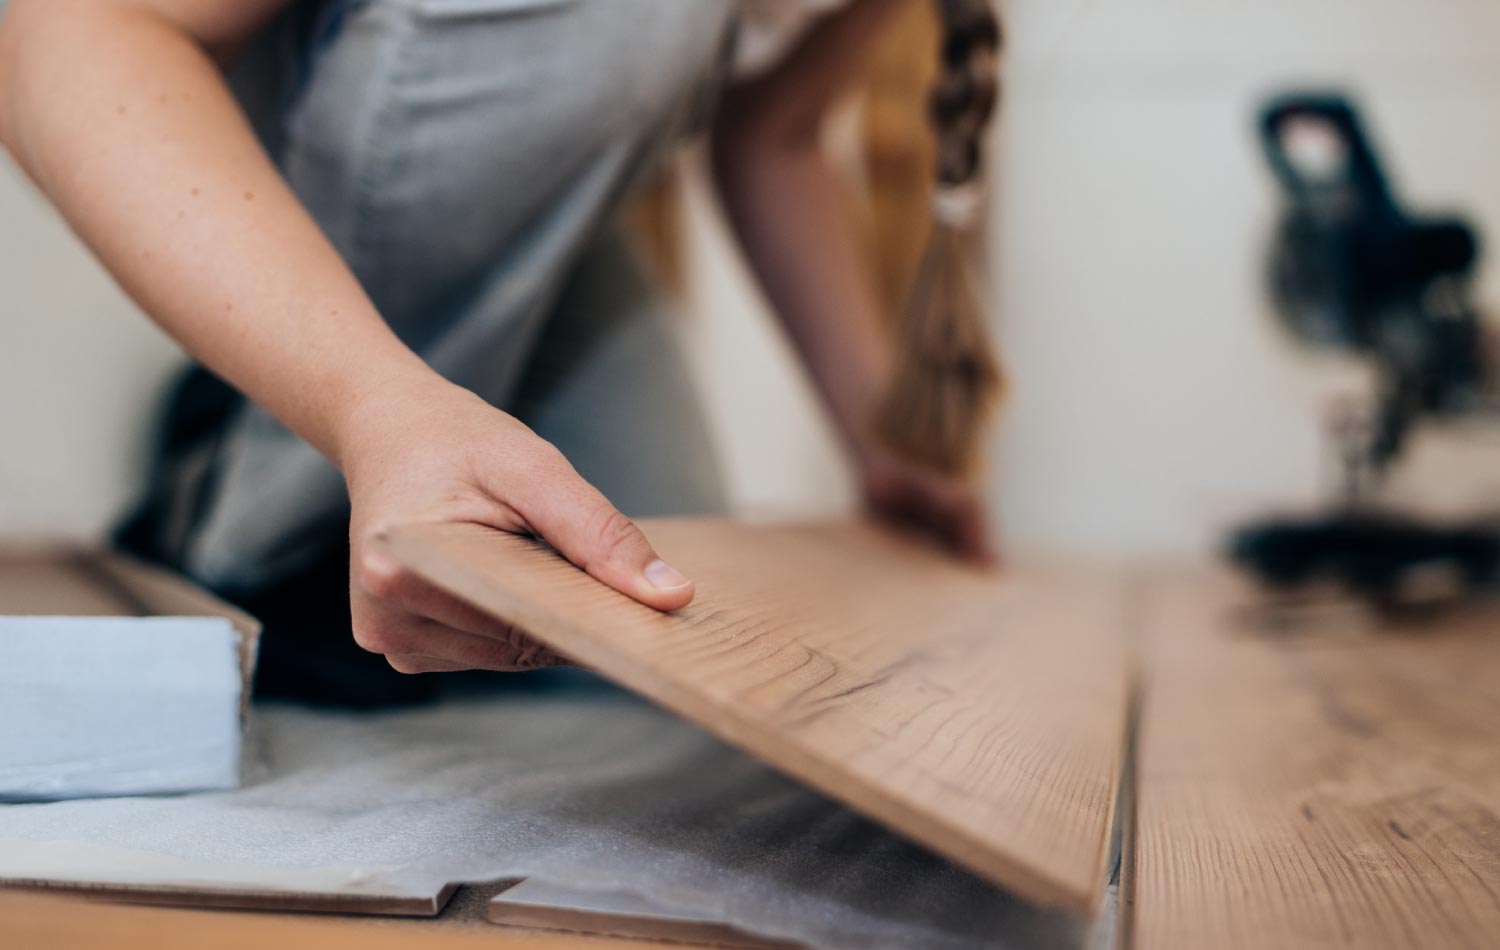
[709, 0, 910, 455]
[711, 131, 892, 453]
[0, 1, 439, 468]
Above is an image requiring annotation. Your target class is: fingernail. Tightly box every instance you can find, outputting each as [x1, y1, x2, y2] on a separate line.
[644, 558, 691, 591]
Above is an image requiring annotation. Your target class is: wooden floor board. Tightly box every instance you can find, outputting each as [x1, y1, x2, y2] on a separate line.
[1134, 570, 1500, 950]
[486, 880, 795, 948]
[383, 519, 1130, 913]
[0, 888, 670, 949]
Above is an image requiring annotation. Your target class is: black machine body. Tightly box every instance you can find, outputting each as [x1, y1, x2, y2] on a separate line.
[1231, 93, 1500, 611]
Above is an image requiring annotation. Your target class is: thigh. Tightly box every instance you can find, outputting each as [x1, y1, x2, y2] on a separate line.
[510, 230, 729, 519]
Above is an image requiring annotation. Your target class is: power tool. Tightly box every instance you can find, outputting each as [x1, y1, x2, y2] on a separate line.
[1230, 93, 1500, 612]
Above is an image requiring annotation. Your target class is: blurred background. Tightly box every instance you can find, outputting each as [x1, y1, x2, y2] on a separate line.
[4, 0, 1500, 560]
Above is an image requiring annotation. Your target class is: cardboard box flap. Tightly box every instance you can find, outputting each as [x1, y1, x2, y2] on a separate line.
[381, 518, 1129, 914]
[89, 550, 262, 707]
[0, 546, 261, 710]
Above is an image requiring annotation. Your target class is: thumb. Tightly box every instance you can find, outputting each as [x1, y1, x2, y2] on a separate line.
[517, 462, 695, 612]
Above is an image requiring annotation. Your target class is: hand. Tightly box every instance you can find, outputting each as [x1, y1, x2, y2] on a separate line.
[338, 379, 695, 674]
[856, 444, 995, 565]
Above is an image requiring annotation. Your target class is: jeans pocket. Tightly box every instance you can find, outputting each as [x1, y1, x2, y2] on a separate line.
[411, 0, 574, 20]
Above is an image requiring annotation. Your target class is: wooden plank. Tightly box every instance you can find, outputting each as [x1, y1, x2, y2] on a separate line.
[382, 519, 1130, 913]
[0, 888, 675, 950]
[486, 880, 795, 949]
[1134, 569, 1500, 950]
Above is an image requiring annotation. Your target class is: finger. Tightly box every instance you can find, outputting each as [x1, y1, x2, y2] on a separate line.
[359, 550, 548, 642]
[361, 608, 567, 672]
[356, 552, 570, 668]
[915, 477, 996, 564]
[385, 623, 569, 672]
[411, 620, 567, 671]
[940, 493, 997, 565]
[869, 475, 995, 565]
[510, 459, 695, 611]
[384, 654, 470, 675]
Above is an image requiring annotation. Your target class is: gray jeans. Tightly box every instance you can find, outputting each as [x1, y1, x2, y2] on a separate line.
[157, 0, 734, 593]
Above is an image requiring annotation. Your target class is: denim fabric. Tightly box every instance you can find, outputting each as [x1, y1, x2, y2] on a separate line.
[179, 0, 734, 592]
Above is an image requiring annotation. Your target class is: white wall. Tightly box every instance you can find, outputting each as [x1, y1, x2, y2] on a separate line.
[677, 0, 1500, 558]
[0, 163, 184, 541]
[6, 0, 1500, 556]
[990, 0, 1500, 555]
[990, 0, 1500, 557]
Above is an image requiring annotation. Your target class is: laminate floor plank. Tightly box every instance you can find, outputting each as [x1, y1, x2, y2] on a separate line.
[1134, 570, 1500, 950]
[0, 888, 669, 950]
[383, 519, 1130, 913]
[486, 879, 795, 948]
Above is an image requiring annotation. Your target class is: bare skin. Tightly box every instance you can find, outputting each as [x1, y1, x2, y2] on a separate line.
[712, 0, 994, 560]
[0, 0, 990, 677]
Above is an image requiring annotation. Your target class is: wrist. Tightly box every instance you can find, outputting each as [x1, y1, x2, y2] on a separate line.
[327, 359, 467, 477]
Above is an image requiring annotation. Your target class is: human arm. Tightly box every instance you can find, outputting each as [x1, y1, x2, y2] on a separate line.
[710, 0, 993, 559]
[0, 0, 694, 673]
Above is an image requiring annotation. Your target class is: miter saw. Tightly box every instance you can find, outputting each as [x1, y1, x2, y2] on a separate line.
[1229, 93, 1500, 612]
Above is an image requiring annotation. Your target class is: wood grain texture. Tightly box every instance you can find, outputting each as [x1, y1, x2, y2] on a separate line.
[1134, 569, 1500, 950]
[382, 519, 1129, 913]
[0, 888, 675, 950]
[486, 880, 794, 949]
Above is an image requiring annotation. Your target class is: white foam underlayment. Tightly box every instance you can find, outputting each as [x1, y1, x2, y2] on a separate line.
[0, 690, 1095, 950]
